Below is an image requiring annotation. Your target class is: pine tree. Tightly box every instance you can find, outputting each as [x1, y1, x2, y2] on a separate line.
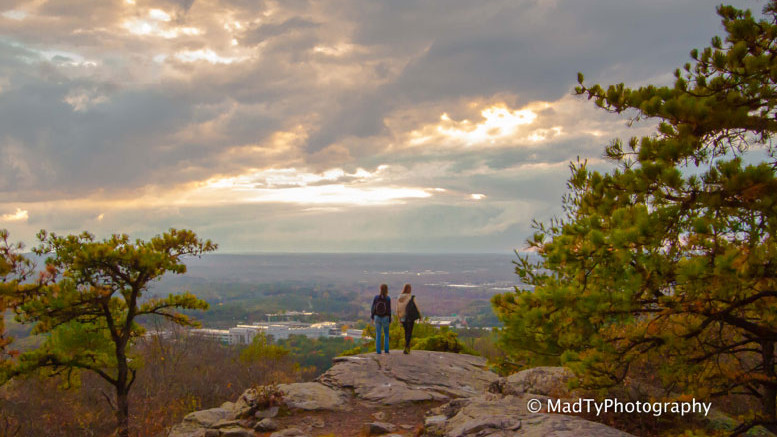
[11, 228, 216, 437]
[494, 2, 777, 432]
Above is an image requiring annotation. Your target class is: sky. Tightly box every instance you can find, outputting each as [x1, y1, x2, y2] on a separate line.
[0, 0, 766, 253]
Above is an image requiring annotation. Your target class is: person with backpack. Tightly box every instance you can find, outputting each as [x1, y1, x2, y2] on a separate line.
[396, 283, 422, 354]
[371, 283, 391, 354]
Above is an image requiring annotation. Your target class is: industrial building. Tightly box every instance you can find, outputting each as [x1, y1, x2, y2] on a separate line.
[190, 320, 362, 345]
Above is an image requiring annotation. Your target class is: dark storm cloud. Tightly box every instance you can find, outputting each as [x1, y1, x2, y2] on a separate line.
[2, 0, 741, 179]
[0, 77, 199, 196]
[299, 0, 736, 154]
[242, 17, 320, 45]
[356, 0, 732, 100]
[0, 0, 764, 251]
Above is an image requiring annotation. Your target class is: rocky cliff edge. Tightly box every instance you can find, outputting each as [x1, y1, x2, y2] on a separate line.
[167, 350, 633, 437]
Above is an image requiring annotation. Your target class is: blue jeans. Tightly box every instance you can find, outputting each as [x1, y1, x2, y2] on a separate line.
[374, 315, 390, 353]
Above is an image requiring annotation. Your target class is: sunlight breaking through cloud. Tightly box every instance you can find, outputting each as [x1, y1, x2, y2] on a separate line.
[0, 0, 719, 251]
[408, 102, 555, 147]
[1, 208, 29, 222]
[122, 8, 201, 39]
[174, 49, 247, 64]
[313, 43, 358, 57]
[192, 166, 432, 206]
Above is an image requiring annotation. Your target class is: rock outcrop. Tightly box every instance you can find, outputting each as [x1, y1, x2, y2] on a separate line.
[167, 350, 635, 436]
[319, 350, 498, 404]
[276, 382, 350, 411]
[424, 393, 631, 436]
[494, 366, 575, 397]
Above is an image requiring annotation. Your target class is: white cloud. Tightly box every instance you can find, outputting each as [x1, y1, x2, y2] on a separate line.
[406, 101, 560, 148]
[313, 43, 358, 57]
[1, 208, 28, 222]
[63, 88, 109, 111]
[174, 49, 247, 64]
[148, 9, 172, 22]
[2, 10, 27, 20]
[122, 8, 201, 39]
[195, 166, 432, 206]
[0, 0, 736, 251]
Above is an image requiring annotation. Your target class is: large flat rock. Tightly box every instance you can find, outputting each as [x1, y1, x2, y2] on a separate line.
[318, 350, 498, 405]
[425, 393, 635, 437]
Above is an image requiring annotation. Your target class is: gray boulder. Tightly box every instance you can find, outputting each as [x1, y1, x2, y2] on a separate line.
[424, 393, 634, 437]
[255, 406, 280, 419]
[255, 418, 279, 431]
[211, 419, 251, 429]
[182, 407, 234, 427]
[218, 427, 254, 437]
[319, 350, 498, 404]
[492, 366, 575, 397]
[277, 381, 350, 411]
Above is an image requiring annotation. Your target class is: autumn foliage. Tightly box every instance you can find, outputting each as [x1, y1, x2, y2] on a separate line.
[0, 327, 303, 437]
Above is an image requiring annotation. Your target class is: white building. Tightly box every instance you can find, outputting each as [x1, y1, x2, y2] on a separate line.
[345, 329, 363, 340]
[428, 316, 467, 328]
[190, 328, 231, 344]
[249, 321, 337, 341]
[230, 326, 263, 345]
[191, 320, 357, 345]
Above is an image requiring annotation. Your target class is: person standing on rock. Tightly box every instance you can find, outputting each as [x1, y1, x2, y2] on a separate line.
[371, 283, 392, 354]
[397, 283, 421, 354]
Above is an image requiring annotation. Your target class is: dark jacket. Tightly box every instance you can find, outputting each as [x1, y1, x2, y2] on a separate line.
[371, 295, 391, 322]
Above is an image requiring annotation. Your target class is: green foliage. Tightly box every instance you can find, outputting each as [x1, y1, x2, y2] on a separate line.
[413, 327, 475, 354]
[459, 300, 501, 327]
[182, 281, 362, 325]
[343, 320, 476, 355]
[240, 332, 290, 363]
[494, 2, 777, 433]
[10, 228, 216, 437]
[276, 335, 356, 375]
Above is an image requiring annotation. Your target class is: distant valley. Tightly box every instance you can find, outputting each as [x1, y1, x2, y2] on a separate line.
[148, 253, 525, 328]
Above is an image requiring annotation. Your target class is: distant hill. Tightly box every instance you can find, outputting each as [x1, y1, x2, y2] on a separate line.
[164, 252, 522, 284]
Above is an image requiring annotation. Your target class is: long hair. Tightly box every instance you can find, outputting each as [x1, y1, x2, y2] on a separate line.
[380, 283, 388, 297]
[401, 283, 411, 294]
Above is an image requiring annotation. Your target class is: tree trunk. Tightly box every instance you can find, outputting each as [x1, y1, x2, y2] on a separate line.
[116, 385, 130, 437]
[115, 343, 130, 437]
[763, 340, 776, 433]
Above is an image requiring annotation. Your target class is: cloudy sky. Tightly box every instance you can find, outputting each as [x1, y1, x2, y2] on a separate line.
[0, 0, 764, 253]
